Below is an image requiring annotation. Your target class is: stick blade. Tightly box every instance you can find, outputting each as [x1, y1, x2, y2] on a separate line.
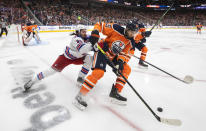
[160, 118, 182, 126]
[184, 75, 194, 84]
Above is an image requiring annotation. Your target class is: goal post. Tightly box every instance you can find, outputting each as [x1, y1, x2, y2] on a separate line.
[5, 24, 22, 46]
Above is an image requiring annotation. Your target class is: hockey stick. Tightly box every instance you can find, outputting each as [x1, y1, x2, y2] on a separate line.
[97, 44, 182, 126]
[150, 3, 174, 31]
[129, 53, 194, 84]
[135, 3, 194, 84]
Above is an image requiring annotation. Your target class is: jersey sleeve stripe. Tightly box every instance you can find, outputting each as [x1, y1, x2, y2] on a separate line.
[65, 47, 77, 59]
[77, 44, 85, 51]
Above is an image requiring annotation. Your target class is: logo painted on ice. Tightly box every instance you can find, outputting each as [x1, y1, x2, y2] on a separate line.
[8, 59, 71, 131]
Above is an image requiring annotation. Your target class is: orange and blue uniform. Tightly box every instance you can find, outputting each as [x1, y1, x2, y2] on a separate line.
[23, 24, 38, 33]
[196, 24, 203, 34]
[126, 25, 148, 64]
[196, 24, 203, 30]
[80, 22, 133, 95]
[132, 32, 148, 61]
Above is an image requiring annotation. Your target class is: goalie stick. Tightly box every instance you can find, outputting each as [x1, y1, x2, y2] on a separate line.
[97, 44, 182, 126]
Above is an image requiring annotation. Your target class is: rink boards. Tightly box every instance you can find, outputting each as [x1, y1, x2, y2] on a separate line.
[0, 25, 205, 36]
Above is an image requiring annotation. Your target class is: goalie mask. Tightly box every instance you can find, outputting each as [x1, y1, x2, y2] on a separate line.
[31, 20, 35, 24]
[111, 41, 125, 55]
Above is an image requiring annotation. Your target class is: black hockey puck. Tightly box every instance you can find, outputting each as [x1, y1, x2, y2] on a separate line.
[157, 107, 163, 112]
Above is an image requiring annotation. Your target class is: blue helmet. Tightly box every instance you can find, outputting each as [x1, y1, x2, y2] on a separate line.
[131, 19, 139, 25]
[126, 20, 138, 31]
[130, 19, 145, 29]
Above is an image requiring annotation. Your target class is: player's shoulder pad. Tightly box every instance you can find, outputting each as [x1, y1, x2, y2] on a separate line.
[73, 36, 85, 43]
[112, 24, 125, 35]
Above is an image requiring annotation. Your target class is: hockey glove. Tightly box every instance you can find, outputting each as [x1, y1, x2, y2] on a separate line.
[89, 30, 100, 46]
[136, 38, 146, 46]
[141, 38, 146, 43]
[142, 31, 152, 37]
[138, 23, 145, 28]
[113, 59, 124, 76]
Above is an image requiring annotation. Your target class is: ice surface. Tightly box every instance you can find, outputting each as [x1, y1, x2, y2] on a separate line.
[0, 29, 206, 131]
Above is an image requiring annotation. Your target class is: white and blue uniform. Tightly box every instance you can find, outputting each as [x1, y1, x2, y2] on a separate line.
[27, 35, 94, 89]
[63, 35, 93, 79]
[64, 35, 93, 60]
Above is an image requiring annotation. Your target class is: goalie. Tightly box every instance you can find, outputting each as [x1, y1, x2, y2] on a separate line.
[22, 20, 40, 46]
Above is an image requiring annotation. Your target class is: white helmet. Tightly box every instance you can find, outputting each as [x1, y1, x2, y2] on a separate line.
[76, 24, 86, 33]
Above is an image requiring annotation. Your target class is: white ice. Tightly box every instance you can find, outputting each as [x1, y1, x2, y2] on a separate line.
[0, 29, 206, 131]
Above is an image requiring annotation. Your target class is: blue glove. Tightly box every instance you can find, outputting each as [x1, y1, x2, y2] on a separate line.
[113, 59, 124, 76]
[138, 23, 145, 28]
[89, 30, 100, 46]
[141, 38, 146, 43]
[142, 31, 152, 37]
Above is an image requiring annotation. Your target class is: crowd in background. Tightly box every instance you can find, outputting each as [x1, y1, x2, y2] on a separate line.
[0, 0, 205, 26]
[0, 0, 28, 24]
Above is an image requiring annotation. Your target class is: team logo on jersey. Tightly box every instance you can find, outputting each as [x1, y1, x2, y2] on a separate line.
[111, 40, 125, 54]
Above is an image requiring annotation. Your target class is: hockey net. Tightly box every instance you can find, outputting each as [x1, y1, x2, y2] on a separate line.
[4, 24, 22, 46]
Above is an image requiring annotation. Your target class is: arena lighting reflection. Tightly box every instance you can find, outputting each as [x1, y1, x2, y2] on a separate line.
[195, 6, 206, 9]
[146, 5, 170, 8]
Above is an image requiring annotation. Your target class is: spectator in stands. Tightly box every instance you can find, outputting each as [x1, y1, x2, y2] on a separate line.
[0, 0, 205, 26]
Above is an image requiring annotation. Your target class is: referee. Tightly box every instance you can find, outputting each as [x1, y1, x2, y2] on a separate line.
[0, 18, 8, 37]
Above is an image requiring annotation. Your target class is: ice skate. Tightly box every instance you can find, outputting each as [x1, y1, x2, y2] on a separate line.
[109, 84, 127, 105]
[73, 92, 88, 111]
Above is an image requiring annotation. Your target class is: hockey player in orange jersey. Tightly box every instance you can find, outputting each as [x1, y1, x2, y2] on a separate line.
[129, 20, 151, 68]
[196, 23, 203, 34]
[22, 20, 40, 46]
[73, 22, 138, 110]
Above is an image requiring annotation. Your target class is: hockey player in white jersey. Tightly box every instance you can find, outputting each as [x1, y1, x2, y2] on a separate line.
[24, 25, 100, 91]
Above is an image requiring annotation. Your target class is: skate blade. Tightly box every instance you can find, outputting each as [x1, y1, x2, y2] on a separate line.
[23, 80, 33, 92]
[110, 98, 127, 106]
[76, 83, 82, 89]
[72, 100, 86, 111]
[23, 88, 30, 93]
[138, 65, 148, 69]
[23, 85, 34, 92]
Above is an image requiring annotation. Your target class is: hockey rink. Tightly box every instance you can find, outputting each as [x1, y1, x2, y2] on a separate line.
[0, 29, 206, 131]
